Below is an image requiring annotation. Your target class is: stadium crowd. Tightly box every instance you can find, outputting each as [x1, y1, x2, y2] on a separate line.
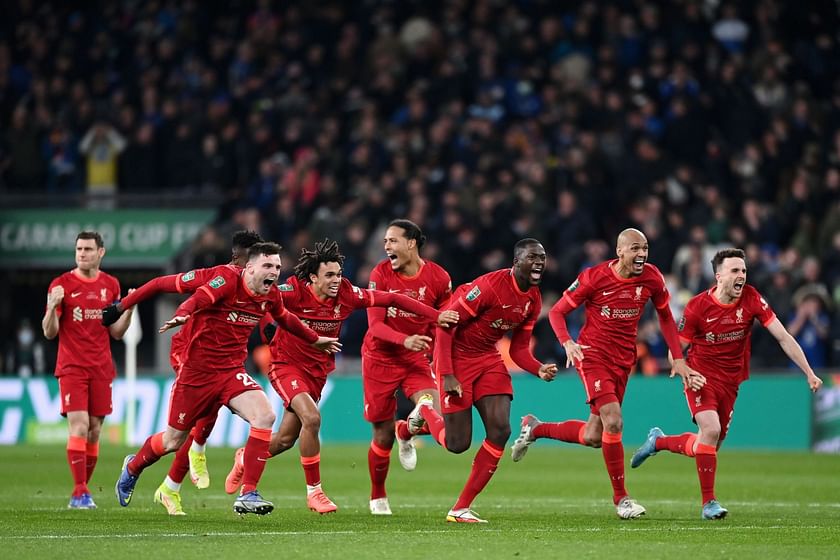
[2, 0, 839, 371]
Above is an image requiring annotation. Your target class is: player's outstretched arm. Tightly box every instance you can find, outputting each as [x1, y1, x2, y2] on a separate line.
[371, 290, 458, 326]
[766, 317, 823, 392]
[102, 274, 183, 326]
[108, 288, 136, 340]
[42, 285, 64, 339]
[159, 314, 190, 333]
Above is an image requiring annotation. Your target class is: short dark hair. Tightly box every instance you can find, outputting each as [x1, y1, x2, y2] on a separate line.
[388, 219, 426, 249]
[514, 238, 542, 258]
[294, 238, 345, 281]
[247, 242, 282, 260]
[711, 248, 746, 273]
[76, 231, 104, 248]
[231, 230, 263, 250]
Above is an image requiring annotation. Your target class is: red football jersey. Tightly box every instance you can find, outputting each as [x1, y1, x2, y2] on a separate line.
[443, 268, 541, 358]
[169, 265, 241, 364]
[679, 284, 775, 386]
[562, 260, 670, 369]
[272, 276, 379, 379]
[176, 267, 300, 385]
[362, 258, 452, 365]
[48, 270, 121, 378]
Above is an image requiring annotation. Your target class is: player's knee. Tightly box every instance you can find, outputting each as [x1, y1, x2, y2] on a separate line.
[704, 425, 721, 443]
[583, 433, 602, 447]
[163, 431, 188, 452]
[253, 409, 276, 429]
[487, 425, 511, 447]
[373, 429, 395, 449]
[446, 435, 470, 454]
[300, 411, 321, 432]
[602, 418, 622, 434]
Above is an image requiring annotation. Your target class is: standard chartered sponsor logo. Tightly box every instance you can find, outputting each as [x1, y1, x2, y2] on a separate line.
[72, 307, 83, 321]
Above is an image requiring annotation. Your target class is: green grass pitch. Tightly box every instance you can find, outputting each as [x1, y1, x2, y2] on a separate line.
[1, 442, 838, 559]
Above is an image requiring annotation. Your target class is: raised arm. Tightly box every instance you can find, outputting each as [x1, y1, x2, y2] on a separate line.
[42, 285, 64, 340]
[370, 290, 458, 327]
[102, 274, 181, 326]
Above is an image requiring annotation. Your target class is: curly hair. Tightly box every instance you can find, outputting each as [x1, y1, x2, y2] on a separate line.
[231, 230, 264, 250]
[294, 238, 345, 281]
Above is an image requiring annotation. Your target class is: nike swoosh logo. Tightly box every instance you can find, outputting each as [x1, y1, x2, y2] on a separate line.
[303, 309, 315, 313]
[706, 317, 719, 323]
[71, 292, 82, 297]
[502, 304, 512, 309]
[602, 291, 614, 296]
[71, 459, 84, 465]
[235, 300, 247, 304]
[257, 457, 269, 462]
[388, 289, 399, 293]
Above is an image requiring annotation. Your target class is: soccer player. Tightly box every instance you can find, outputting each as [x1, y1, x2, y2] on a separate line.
[101, 230, 264, 515]
[115, 242, 341, 516]
[223, 239, 457, 514]
[42, 231, 135, 509]
[629, 248, 823, 519]
[362, 219, 453, 515]
[510, 228, 704, 519]
[430, 238, 558, 523]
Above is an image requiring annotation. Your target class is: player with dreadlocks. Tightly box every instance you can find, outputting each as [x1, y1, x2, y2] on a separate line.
[223, 238, 459, 514]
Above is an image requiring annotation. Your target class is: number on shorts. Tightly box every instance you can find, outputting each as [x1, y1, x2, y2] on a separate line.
[236, 372, 260, 388]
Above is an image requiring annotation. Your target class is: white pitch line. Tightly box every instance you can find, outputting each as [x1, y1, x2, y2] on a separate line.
[2, 525, 831, 540]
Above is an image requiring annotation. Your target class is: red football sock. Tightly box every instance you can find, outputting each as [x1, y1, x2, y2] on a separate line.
[85, 441, 99, 484]
[601, 431, 627, 504]
[695, 443, 717, 504]
[191, 416, 216, 446]
[533, 420, 586, 444]
[300, 454, 321, 487]
[655, 432, 697, 456]
[241, 427, 271, 494]
[67, 435, 88, 496]
[368, 442, 391, 500]
[396, 420, 412, 441]
[453, 440, 503, 510]
[128, 432, 166, 476]
[420, 405, 447, 448]
[167, 434, 192, 484]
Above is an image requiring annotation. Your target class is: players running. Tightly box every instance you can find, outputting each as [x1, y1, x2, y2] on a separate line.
[429, 238, 557, 523]
[511, 228, 704, 519]
[115, 242, 340, 515]
[43, 231, 135, 509]
[223, 239, 458, 514]
[102, 230, 264, 515]
[361, 219, 453, 515]
[629, 248, 823, 519]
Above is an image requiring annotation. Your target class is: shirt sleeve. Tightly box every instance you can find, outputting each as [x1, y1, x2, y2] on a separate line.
[562, 268, 594, 309]
[175, 268, 238, 317]
[752, 290, 777, 327]
[678, 301, 700, 344]
[648, 265, 671, 309]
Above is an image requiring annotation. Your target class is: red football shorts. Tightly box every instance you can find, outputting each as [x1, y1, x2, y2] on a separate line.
[435, 356, 512, 414]
[575, 358, 629, 414]
[58, 371, 113, 417]
[168, 369, 263, 430]
[685, 379, 739, 442]
[362, 356, 437, 423]
[268, 363, 326, 409]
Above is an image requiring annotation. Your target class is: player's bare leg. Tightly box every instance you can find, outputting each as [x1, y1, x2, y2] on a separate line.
[445, 395, 509, 524]
[227, 389, 276, 515]
[289, 393, 337, 514]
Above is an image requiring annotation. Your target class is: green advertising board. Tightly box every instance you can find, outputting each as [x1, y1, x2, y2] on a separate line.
[0, 374, 816, 450]
[813, 377, 840, 453]
[0, 209, 214, 268]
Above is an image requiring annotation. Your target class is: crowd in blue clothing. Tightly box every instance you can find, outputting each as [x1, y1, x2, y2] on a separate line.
[2, 1, 838, 369]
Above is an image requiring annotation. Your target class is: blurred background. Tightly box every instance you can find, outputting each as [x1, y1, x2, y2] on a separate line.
[1, 1, 839, 449]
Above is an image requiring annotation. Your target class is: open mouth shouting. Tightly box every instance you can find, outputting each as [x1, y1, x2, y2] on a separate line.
[529, 264, 544, 284]
[261, 276, 276, 291]
[631, 257, 646, 274]
[733, 279, 745, 295]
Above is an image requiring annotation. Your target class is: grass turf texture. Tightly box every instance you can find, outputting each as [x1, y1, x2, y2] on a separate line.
[1, 443, 838, 559]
